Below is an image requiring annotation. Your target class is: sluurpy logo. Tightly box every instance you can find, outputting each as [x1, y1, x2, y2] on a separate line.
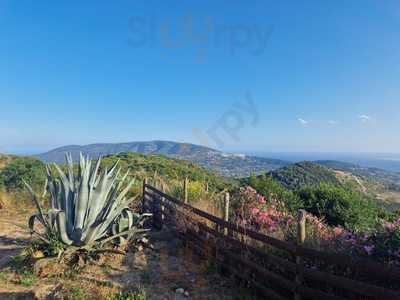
[127, 12, 273, 63]
[192, 91, 259, 148]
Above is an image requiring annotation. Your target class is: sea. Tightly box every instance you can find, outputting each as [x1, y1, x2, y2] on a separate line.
[246, 152, 400, 173]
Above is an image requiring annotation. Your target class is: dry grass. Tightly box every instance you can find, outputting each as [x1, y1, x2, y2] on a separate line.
[0, 186, 240, 299]
[0, 190, 12, 209]
[192, 196, 224, 219]
[0, 190, 34, 211]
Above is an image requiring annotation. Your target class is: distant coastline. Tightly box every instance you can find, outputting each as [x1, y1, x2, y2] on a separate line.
[244, 152, 400, 173]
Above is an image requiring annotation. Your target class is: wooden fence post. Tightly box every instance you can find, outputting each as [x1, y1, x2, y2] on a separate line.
[160, 183, 165, 229]
[223, 192, 230, 236]
[184, 177, 189, 204]
[142, 178, 148, 213]
[295, 209, 306, 300]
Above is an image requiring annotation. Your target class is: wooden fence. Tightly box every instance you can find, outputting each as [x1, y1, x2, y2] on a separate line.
[142, 180, 400, 300]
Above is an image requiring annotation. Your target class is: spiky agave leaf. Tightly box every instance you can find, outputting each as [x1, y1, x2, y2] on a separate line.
[26, 152, 151, 251]
[55, 211, 73, 245]
[23, 179, 50, 230]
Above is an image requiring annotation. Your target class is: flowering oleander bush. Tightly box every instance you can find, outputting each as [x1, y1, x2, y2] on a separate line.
[332, 218, 400, 266]
[232, 186, 294, 234]
[232, 185, 400, 266]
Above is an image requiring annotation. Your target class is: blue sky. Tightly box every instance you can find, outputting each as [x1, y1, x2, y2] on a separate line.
[0, 0, 399, 154]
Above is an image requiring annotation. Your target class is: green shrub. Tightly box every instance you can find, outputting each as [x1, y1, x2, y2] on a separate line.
[17, 271, 37, 286]
[0, 157, 46, 192]
[297, 183, 381, 231]
[0, 271, 9, 282]
[106, 289, 147, 300]
[69, 287, 91, 300]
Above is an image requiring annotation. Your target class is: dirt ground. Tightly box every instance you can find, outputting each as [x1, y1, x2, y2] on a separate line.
[0, 208, 243, 300]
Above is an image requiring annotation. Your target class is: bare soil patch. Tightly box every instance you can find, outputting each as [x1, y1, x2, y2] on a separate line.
[0, 209, 242, 299]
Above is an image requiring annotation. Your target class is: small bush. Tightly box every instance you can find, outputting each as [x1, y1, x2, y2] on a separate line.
[297, 183, 381, 231]
[0, 271, 9, 282]
[106, 289, 147, 300]
[68, 287, 91, 300]
[0, 157, 46, 192]
[17, 271, 37, 286]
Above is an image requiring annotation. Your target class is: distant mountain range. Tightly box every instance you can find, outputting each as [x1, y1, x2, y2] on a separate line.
[36, 141, 289, 177]
[36, 141, 400, 190]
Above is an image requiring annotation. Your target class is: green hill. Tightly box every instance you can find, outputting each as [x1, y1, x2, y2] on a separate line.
[269, 161, 341, 190]
[36, 140, 289, 177]
[242, 163, 391, 230]
[100, 152, 229, 189]
[0, 152, 228, 194]
[316, 160, 400, 211]
[316, 160, 400, 190]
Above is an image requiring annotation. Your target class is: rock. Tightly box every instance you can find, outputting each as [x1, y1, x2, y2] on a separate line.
[184, 291, 190, 297]
[175, 288, 185, 294]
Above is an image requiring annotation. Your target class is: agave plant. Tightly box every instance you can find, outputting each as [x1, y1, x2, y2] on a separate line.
[24, 153, 151, 251]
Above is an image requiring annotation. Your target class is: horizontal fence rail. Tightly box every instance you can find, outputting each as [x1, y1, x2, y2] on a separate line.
[143, 182, 400, 300]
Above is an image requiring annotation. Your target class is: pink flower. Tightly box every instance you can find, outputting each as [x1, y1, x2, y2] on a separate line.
[362, 234, 369, 241]
[364, 245, 375, 255]
[384, 221, 396, 232]
[257, 196, 266, 204]
[333, 227, 344, 236]
[251, 208, 260, 215]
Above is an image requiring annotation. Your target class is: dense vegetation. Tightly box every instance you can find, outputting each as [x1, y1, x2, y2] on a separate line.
[0, 152, 229, 201]
[269, 161, 341, 190]
[240, 173, 302, 211]
[0, 156, 46, 192]
[242, 169, 393, 231]
[297, 183, 385, 231]
[37, 140, 289, 177]
[100, 152, 229, 190]
[0, 154, 18, 168]
[317, 160, 400, 189]
[0, 152, 397, 234]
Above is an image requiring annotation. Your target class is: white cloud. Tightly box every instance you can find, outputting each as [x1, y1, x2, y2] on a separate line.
[298, 118, 309, 125]
[359, 115, 372, 123]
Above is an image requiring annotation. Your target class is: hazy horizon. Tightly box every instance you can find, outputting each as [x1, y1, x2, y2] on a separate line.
[3, 139, 400, 172]
[3, 140, 400, 157]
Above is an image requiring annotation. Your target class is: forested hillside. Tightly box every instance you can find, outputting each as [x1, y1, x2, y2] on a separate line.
[0, 152, 229, 201]
[37, 141, 289, 177]
[99, 152, 229, 189]
[317, 160, 400, 189]
[269, 161, 341, 190]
